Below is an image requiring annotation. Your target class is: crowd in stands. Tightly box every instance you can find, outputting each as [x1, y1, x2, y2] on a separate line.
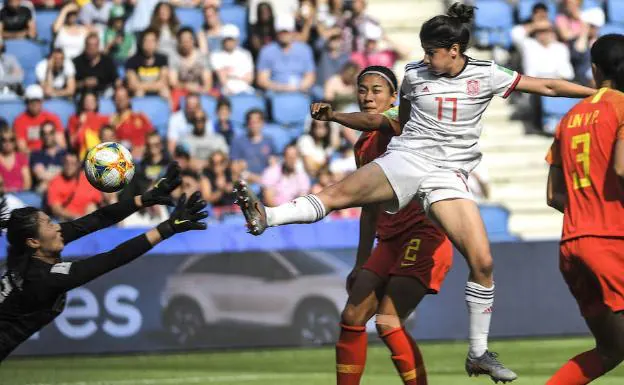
[0, 0, 414, 225]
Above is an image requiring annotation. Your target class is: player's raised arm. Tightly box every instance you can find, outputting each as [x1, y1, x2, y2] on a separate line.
[310, 103, 397, 135]
[515, 75, 596, 98]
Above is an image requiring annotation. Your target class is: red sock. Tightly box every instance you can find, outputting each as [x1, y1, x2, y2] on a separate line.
[547, 349, 605, 385]
[336, 324, 367, 385]
[380, 327, 427, 385]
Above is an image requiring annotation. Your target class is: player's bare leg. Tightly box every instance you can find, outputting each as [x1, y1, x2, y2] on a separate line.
[234, 162, 395, 235]
[376, 276, 429, 385]
[429, 198, 517, 383]
[547, 310, 624, 384]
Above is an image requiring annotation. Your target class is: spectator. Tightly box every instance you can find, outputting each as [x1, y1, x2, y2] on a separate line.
[210, 24, 254, 96]
[0, 38, 23, 99]
[261, 144, 310, 206]
[0, 123, 30, 192]
[295, 0, 316, 44]
[328, 143, 355, 179]
[214, 97, 235, 145]
[230, 109, 276, 183]
[148, 2, 179, 59]
[119, 131, 169, 201]
[30, 121, 66, 193]
[35, 48, 76, 99]
[173, 144, 192, 171]
[203, 150, 237, 207]
[572, 8, 605, 85]
[257, 14, 316, 93]
[103, 5, 136, 64]
[311, 165, 333, 194]
[516, 21, 574, 80]
[249, 2, 276, 59]
[74, 32, 119, 96]
[316, 0, 344, 42]
[78, 0, 113, 30]
[13, 85, 66, 153]
[68, 91, 109, 158]
[172, 168, 210, 202]
[297, 119, 338, 176]
[555, 0, 584, 43]
[324, 61, 359, 110]
[167, 93, 208, 154]
[511, 2, 551, 50]
[350, 21, 409, 70]
[198, 3, 223, 54]
[169, 27, 213, 108]
[99, 124, 117, 143]
[126, 28, 170, 100]
[0, 173, 25, 213]
[0, 0, 36, 40]
[316, 34, 349, 95]
[181, 108, 228, 172]
[109, 85, 154, 159]
[124, 0, 161, 33]
[46, 151, 102, 220]
[53, 3, 92, 60]
[31, 0, 64, 9]
[339, 0, 378, 53]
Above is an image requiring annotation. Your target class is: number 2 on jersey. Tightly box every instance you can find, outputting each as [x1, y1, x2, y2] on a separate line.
[572, 133, 591, 190]
[435, 97, 458, 122]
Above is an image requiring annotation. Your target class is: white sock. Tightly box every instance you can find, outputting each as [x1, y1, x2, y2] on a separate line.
[265, 194, 327, 227]
[465, 281, 494, 358]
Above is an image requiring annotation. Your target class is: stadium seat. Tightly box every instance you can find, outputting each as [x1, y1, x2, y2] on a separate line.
[175, 8, 204, 32]
[599, 23, 624, 36]
[14, 191, 42, 209]
[43, 98, 75, 128]
[269, 92, 310, 126]
[179, 95, 218, 118]
[5, 40, 45, 77]
[99, 97, 116, 115]
[220, 5, 248, 43]
[479, 204, 518, 242]
[607, 0, 624, 24]
[131, 96, 171, 137]
[36, 10, 59, 43]
[582, 0, 603, 11]
[541, 96, 578, 133]
[474, 0, 514, 48]
[0, 100, 25, 126]
[517, 0, 557, 22]
[229, 93, 266, 126]
[263, 123, 293, 153]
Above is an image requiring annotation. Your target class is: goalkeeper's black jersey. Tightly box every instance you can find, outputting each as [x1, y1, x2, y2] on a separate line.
[0, 199, 152, 361]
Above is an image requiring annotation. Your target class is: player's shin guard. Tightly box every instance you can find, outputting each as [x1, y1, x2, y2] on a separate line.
[546, 349, 606, 385]
[380, 327, 427, 385]
[465, 281, 494, 358]
[336, 324, 367, 385]
[266, 195, 327, 227]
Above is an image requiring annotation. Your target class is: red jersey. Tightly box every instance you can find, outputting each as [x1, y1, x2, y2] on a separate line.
[110, 111, 154, 149]
[13, 111, 63, 151]
[546, 88, 624, 241]
[353, 107, 439, 240]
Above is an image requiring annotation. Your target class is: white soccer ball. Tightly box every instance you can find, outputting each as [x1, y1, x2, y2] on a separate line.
[84, 142, 135, 193]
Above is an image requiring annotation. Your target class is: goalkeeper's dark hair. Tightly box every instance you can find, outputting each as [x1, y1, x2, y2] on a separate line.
[591, 34, 624, 93]
[357, 65, 398, 93]
[420, 2, 475, 53]
[0, 202, 42, 277]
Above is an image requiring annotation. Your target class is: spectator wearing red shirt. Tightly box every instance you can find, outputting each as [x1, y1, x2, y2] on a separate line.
[349, 22, 409, 70]
[0, 123, 31, 192]
[13, 85, 67, 153]
[68, 91, 109, 158]
[109, 85, 154, 159]
[46, 151, 102, 220]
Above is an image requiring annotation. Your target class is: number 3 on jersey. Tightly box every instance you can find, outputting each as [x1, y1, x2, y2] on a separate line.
[435, 97, 457, 122]
[572, 132, 591, 189]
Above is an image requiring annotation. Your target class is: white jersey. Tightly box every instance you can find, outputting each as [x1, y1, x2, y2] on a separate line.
[389, 58, 520, 172]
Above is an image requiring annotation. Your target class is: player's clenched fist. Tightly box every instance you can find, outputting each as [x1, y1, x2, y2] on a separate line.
[310, 102, 334, 121]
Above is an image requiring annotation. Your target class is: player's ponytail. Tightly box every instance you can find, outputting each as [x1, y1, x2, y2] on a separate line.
[590, 34, 624, 93]
[5, 207, 42, 276]
[420, 2, 475, 53]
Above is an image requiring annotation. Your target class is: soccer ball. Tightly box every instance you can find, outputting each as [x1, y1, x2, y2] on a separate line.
[84, 142, 135, 193]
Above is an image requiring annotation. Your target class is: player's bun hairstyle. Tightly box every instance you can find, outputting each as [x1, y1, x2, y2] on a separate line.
[590, 34, 624, 92]
[420, 2, 475, 53]
[357, 65, 398, 93]
[4, 207, 42, 276]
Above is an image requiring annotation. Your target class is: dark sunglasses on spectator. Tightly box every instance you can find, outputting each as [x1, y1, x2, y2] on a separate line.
[194, 117, 206, 124]
[1, 137, 16, 143]
[147, 141, 161, 148]
[42, 130, 55, 137]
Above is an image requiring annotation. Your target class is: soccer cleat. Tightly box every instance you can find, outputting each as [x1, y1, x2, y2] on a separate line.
[233, 180, 268, 236]
[465, 351, 518, 383]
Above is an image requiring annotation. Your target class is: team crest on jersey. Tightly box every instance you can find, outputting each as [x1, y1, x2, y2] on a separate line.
[466, 79, 480, 96]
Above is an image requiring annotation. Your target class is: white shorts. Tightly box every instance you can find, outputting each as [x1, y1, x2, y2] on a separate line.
[373, 150, 474, 213]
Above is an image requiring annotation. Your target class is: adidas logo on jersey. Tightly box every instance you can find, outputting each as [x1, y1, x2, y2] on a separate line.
[421, 85, 430, 93]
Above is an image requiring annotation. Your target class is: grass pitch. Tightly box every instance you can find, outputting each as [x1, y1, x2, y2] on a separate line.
[2, 337, 624, 385]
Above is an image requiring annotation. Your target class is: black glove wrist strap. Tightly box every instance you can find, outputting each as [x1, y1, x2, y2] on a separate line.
[156, 221, 175, 240]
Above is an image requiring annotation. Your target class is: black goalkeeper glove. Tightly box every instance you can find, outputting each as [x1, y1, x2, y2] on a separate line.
[156, 191, 209, 239]
[141, 162, 182, 207]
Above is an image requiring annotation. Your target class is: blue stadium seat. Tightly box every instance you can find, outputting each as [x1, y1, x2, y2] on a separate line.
[582, 0, 603, 10]
[600, 23, 624, 36]
[607, 0, 624, 24]
[479, 204, 518, 242]
[175, 8, 204, 32]
[220, 5, 248, 43]
[474, 0, 514, 48]
[5, 40, 45, 75]
[131, 96, 171, 137]
[517, 0, 557, 22]
[36, 10, 59, 43]
[0, 100, 25, 126]
[541, 96, 578, 133]
[13, 191, 42, 209]
[263, 123, 293, 153]
[43, 98, 75, 128]
[229, 93, 266, 125]
[179, 95, 218, 118]
[270, 92, 310, 126]
[99, 97, 116, 115]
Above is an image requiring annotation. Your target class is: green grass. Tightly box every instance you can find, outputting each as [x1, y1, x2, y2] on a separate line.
[2, 337, 624, 385]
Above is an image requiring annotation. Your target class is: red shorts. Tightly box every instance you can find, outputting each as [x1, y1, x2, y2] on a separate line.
[560, 236, 624, 318]
[362, 229, 453, 294]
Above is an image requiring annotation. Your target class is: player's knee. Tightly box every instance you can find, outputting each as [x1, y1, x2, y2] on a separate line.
[375, 314, 402, 336]
[341, 305, 372, 327]
[469, 254, 494, 280]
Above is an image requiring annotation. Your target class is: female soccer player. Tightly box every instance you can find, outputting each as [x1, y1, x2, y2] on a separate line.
[321, 65, 453, 385]
[234, 3, 595, 381]
[545, 34, 624, 385]
[0, 163, 208, 361]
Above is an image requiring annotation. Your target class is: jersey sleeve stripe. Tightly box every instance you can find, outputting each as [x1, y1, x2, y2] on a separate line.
[502, 74, 522, 99]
